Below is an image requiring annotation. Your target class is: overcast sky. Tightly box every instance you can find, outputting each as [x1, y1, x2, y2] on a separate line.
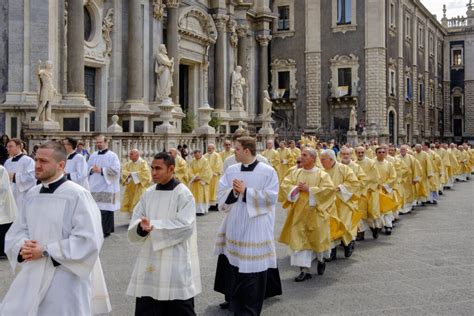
[421, 0, 470, 21]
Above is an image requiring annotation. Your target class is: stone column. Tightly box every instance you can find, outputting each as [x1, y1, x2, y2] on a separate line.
[167, 0, 180, 105]
[256, 34, 271, 115]
[236, 24, 249, 76]
[67, 0, 84, 96]
[213, 14, 229, 111]
[127, 0, 143, 102]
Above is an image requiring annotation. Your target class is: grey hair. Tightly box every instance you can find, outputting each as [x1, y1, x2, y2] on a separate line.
[302, 147, 317, 159]
[320, 149, 336, 161]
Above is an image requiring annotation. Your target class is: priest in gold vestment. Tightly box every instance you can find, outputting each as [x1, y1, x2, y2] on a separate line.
[414, 144, 434, 204]
[261, 140, 280, 171]
[279, 147, 335, 281]
[204, 143, 223, 211]
[277, 141, 294, 181]
[188, 149, 212, 215]
[219, 139, 235, 162]
[320, 149, 359, 259]
[120, 149, 152, 216]
[169, 148, 189, 185]
[398, 145, 422, 214]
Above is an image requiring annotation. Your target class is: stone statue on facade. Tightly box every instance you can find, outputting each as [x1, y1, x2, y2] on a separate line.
[349, 105, 357, 131]
[155, 44, 174, 103]
[262, 90, 273, 121]
[35, 60, 56, 122]
[231, 65, 246, 110]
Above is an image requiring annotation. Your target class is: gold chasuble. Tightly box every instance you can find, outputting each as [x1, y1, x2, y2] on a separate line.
[345, 161, 366, 237]
[219, 149, 234, 162]
[398, 154, 422, 209]
[324, 163, 360, 245]
[427, 150, 442, 192]
[174, 155, 189, 185]
[414, 151, 434, 200]
[279, 167, 336, 254]
[288, 147, 302, 168]
[277, 147, 294, 181]
[262, 148, 280, 171]
[204, 151, 223, 204]
[120, 158, 152, 213]
[374, 160, 399, 214]
[435, 148, 450, 186]
[356, 158, 381, 220]
[188, 157, 212, 214]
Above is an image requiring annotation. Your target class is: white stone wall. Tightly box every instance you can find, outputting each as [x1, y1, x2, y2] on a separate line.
[397, 57, 406, 142]
[305, 52, 321, 129]
[365, 48, 387, 136]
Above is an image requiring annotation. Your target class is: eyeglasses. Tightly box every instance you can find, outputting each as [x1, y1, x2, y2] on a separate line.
[296, 161, 302, 164]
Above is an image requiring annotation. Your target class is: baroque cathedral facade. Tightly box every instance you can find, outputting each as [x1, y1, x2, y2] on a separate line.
[1, 0, 473, 144]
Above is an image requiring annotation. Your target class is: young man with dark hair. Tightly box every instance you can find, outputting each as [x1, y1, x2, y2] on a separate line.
[214, 136, 282, 314]
[2, 141, 110, 315]
[127, 152, 201, 316]
[63, 137, 89, 189]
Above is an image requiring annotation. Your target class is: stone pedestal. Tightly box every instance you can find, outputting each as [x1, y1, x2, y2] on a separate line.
[29, 120, 60, 131]
[259, 119, 274, 135]
[346, 130, 358, 147]
[367, 122, 379, 142]
[155, 98, 177, 133]
[229, 107, 248, 120]
[195, 105, 216, 135]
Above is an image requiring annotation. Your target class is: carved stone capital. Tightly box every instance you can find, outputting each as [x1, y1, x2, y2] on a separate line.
[213, 14, 229, 31]
[236, 24, 249, 37]
[166, 0, 180, 9]
[256, 34, 272, 46]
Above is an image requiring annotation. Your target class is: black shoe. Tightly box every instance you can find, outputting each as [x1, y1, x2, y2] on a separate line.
[370, 227, 379, 239]
[208, 205, 218, 211]
[104, 233, 111, 238]
[421, 202, 426, 206]
[356, 231, 365, 241]
[219, 302, 230, 309]
[432, 200, 438, 205]
[384, 226, 392, 235]
[294, 272, 312, 282]
[196, 213, 205, 216]
[439, 191, 443, 195]
[344, 241, 354, 258]
[317, 261, 326, 275]
[328, 247, 337, 261]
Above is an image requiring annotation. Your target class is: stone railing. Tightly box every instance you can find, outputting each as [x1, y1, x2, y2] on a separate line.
[24, 131, 274, 163]
[445, 16, 468, 29]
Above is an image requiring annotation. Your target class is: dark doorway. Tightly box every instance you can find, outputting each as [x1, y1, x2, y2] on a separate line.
[179, 64, 189, 113]
[85, 67, 96, 131]
[388, 111, 395, 144]
[453, 118, 462, 137]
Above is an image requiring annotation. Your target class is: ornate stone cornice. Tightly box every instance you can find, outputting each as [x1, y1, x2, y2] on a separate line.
[213, 14, 229, 31]
[179, 8, 217, 45]
[102, 8, 115, 57]
[256, 34, 272, 46]
[236, 24, 249, 37]
[166, 0, 180, 9]
[153, 0, 165, 20]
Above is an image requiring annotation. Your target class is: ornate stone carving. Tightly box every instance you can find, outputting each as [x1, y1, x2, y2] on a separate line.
[256, 34, 272, 46]
[228, 19, 238, 48]
[153, 0, 165, 20]
[329, 54, 360, 98]
[102, 8, 115, 57]
[179, 8, 217, 45]
[213, 14, 229, 31]
[166, 0, 180, 9]
[236, 24, 249, 38]
[155, 44, 175, 102]
[231, 65, 246, 110]
[349, 105, 357, 131]
[262, 90, 274, 122]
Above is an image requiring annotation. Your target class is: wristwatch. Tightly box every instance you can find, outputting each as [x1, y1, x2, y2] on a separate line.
[41, 249, 49, 257]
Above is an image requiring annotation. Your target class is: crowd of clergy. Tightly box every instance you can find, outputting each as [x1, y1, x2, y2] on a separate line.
[0, 131, 473, 315]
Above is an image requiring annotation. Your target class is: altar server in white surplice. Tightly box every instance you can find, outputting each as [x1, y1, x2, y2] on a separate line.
[63, 137, 90, 190]
[127, 152, 201, 316]
[4, 138, 36, 211]
[0, 165, 17, 258]
[88, 135, 120, 237]
[1, 141, 111, 316]
[214, 136, 282, 315]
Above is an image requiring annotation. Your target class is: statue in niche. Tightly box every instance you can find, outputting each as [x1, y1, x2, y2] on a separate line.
[231, 65, 246, 109]
[262, 90, 274, 121]
[155, 44, 174, 102]
[35, 60, 56, 122]
[349, 105, 357, 131]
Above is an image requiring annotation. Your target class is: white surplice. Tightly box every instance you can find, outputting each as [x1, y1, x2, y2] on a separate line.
[88, 149, 120, 211]
[65, 152, 90, 190]
[3, 154, 36, 211]
[1, 180, 110, 316]
[215, 161, 279, 273]
[0, 166, 17, 225]
[127, 181, 201, 301]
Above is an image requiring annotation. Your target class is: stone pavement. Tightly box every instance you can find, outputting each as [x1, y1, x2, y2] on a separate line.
[1, 179, 474, 315]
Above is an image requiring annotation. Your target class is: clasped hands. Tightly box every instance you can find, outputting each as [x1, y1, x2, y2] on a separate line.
[91, 165, 102, 174]
[296, 182, 309, 193]
[140, 216, 153, 233]
[19, 240, 44, 261]
[232, 179, 246, 195]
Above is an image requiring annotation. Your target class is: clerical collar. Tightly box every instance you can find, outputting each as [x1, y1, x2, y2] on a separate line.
[156, 178, 180, 191]
[241, 158, 258, 171]
[302, 167, 317, 173]
[98, 149, 108, 155]
[11, 153, 24, 162]
[67, 152, 77, 160]
[40, 175, 67, 194]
